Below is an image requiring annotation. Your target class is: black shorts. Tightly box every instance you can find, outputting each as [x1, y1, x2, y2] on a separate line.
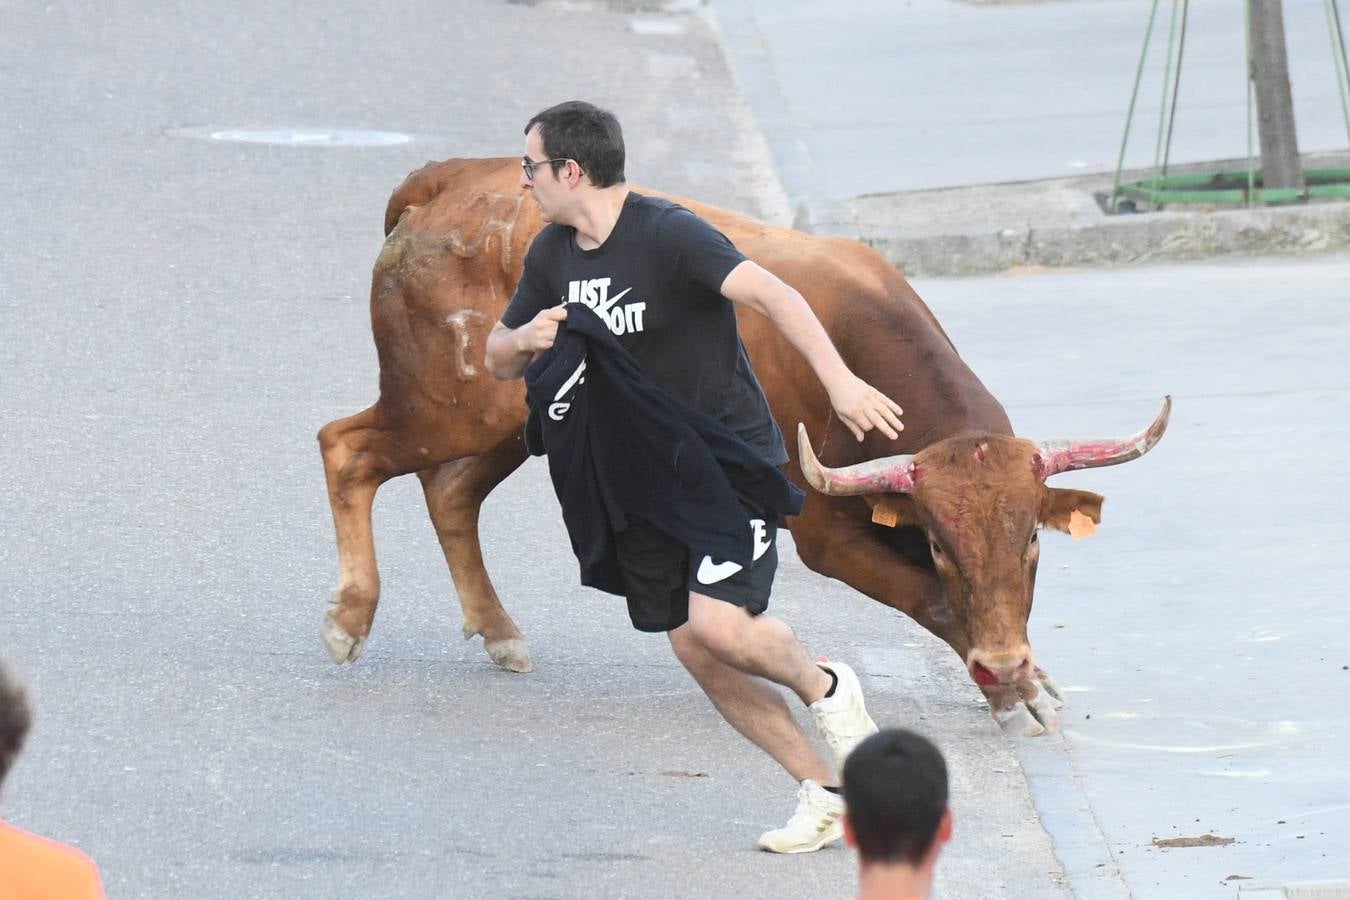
[614, 509, 779, 633]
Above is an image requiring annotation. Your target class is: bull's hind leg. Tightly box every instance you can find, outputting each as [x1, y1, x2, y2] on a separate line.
[417, 435, 532, 672]
[318, 407, 423, 664]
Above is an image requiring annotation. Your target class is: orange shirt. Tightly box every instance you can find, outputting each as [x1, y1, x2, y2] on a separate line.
[0, 819, 104, 900]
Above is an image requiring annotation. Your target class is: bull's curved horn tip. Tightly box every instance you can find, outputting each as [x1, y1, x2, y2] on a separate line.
[795, 423, 813, 456]
[1152, 395, 1173, 438]
[795, 424, 827, 492]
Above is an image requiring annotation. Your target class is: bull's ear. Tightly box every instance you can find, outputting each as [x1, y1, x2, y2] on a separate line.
[1041, 488, 1105, 539]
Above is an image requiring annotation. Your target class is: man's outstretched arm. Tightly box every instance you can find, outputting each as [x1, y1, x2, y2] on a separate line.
[720, 260, 903, 442]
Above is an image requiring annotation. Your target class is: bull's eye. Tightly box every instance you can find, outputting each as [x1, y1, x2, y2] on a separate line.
[1029, 530, 1039, 546]
[929, 539, 944, 557]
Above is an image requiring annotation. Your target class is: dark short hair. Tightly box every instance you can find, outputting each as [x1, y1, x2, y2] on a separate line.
[842, 728, 949, 866]
[0, 661, 32, 788]
[524, 101, 626, 188]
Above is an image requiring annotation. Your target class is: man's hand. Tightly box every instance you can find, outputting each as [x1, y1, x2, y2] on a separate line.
[485, 306, 569, 380]
[826, 375, 904, 441]
[515, 305, 569, 353]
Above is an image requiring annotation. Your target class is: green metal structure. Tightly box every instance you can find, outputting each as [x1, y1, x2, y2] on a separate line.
[1109, 0, 1350, 211]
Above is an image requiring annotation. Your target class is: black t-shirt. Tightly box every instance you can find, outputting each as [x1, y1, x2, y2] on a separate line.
[502, 191, 787, 464]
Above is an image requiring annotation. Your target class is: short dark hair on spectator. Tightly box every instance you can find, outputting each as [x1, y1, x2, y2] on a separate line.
[0, 661, 33, 788]
[524, 101, 626, 188]
[842, 728, 949, 866]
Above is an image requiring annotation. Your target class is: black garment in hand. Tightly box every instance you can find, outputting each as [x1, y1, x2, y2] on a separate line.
[524, 304, 804, 596]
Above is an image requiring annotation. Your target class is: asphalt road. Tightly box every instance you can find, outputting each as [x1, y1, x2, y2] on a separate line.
[5, 2, 1348, 899]
[3, 2, 1052, 898]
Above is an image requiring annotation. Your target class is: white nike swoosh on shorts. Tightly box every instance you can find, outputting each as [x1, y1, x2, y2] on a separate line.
[696, 556, 743, 585]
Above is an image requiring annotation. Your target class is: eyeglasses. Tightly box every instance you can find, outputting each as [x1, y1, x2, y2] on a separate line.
[521, 156, 571, 181]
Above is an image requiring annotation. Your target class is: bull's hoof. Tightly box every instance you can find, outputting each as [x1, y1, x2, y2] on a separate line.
[322, 612, 366, 665]
[1035, 669, 1066, 708]
[995, 703, 1047, 737]
[484, 638, 532, 673]
[1022, 687, 1061, 734]
[987, 673, 1063, 737]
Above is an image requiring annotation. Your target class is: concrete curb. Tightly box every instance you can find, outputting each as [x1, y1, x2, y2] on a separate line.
[853, 179, 1350, 277]
[1237, 881, 1350, 899]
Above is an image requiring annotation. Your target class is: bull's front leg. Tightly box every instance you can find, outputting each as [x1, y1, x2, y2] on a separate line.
[787, 497, 1063, 736]
[417, 437, 531, 673]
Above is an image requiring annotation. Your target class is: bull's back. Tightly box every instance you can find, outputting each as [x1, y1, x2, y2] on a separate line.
[675, 196, 1011, 456]
[366, 159, 544, 445]
[367, 158, 1008, 458]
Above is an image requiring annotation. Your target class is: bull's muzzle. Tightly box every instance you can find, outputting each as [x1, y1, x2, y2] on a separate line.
[967, 646, 1035, 687]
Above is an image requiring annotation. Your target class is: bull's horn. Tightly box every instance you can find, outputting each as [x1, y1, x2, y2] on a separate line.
[1034, 395, 1172, 479]
[796, 423, 918, 496]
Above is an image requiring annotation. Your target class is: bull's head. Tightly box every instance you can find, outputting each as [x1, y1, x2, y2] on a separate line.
[797, 397, 1170, 727]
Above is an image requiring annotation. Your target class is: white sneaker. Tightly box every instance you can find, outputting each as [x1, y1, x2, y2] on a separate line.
[808, 660, 879, 770]
[757, 779, 845, 853]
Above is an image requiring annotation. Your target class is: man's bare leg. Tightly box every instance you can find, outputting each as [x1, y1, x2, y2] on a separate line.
[685, 591, 834, 705]
[668, 623, 835, 786]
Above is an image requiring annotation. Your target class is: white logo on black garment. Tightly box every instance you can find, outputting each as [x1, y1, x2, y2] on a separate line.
[695, 519, 772, 585]
[696, 557, 742, 585]
[566, 277, 646, 336]
[548, 359, 586, 421]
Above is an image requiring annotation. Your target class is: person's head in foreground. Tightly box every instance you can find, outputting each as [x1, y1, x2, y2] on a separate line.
[0, 660, 32, 794]
[842, 729, 953, 900]
[0, 659, 106, 898]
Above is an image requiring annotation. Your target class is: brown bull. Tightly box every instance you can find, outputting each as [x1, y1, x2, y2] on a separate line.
[318, 156, 1169, 736]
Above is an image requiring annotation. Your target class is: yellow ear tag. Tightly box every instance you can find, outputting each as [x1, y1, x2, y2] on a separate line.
[871, 502, 900, 528]
[1068, 510, 1097, 540]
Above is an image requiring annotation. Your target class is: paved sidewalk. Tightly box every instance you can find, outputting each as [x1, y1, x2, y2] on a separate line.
[708, 0, 1350, 274]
